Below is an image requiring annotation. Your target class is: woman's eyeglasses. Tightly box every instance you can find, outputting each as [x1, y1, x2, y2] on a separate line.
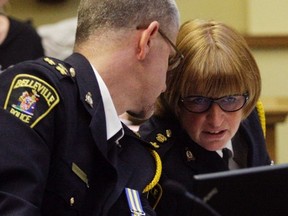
[180, 93, 249, 113]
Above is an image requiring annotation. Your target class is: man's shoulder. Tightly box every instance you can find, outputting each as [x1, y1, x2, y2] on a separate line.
[35, 56, 77, 80]
[2, 56, 76, 80]
[0, 57, 77, 127]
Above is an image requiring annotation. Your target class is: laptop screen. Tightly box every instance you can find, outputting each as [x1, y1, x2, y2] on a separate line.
[191, 163, 288, 216]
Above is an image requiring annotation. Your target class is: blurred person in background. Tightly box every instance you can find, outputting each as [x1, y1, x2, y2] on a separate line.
[37, 17, 77, 60]
[0, 0, 44, 70]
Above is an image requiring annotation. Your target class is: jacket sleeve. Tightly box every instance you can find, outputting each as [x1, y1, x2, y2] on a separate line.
[0, 108, 50, 215]
[0, 59, 64, 215]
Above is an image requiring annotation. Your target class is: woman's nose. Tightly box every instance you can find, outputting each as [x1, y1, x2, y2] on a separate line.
[206, 103, 224, 126]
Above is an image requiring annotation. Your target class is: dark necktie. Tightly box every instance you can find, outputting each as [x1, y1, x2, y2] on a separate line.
[222, 148, 232, 166]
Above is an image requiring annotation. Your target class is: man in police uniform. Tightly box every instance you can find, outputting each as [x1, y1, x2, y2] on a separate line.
[0, 0, 181, 215]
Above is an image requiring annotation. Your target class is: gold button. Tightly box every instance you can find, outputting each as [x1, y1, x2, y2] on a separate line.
[70, 68, 76, 77]
[70, 197, 75, 206]
[166, 129, 172, 138]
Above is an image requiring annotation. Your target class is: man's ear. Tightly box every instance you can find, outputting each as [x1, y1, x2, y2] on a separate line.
[137, 21, 160, 60]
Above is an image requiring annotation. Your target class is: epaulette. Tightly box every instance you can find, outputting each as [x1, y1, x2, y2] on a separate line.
[42, 57, 76, 79]
[129, 129, 162, 194]
[141, 128, 175, 161]
[139, 128, 173, 150]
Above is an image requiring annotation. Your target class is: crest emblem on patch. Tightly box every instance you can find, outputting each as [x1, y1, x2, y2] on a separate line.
[12, 89, 39, 116]
[4, 74, 60, 127]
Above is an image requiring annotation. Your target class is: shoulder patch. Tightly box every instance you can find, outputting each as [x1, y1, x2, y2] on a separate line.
[4, 74, 60, 128]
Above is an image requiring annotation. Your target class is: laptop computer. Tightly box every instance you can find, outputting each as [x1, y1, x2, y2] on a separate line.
[190, 163, 288, 216]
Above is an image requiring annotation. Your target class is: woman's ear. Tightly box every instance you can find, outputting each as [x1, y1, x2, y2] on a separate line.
[137, 21, 160, 60]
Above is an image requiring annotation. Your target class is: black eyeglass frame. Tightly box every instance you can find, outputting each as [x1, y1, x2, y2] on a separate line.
[157, 29, 184, 70]
[180, 93, 249, 113]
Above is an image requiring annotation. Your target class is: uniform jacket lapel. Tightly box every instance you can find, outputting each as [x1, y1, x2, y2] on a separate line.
[102, 125, 139, 212]
[65, 53, 108, 157]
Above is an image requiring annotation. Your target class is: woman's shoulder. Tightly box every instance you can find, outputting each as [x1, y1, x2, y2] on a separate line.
[138, 115, 179, 155]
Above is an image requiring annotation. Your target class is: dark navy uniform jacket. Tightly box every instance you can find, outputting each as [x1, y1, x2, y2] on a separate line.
[0, 53, 156, 216]
[139, 110, 271, 216]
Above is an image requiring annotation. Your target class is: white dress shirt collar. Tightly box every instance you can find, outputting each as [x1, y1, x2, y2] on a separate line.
[91, 65, 123, 141]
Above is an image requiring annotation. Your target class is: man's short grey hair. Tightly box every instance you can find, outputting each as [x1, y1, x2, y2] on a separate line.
[75, 0, 179, 43]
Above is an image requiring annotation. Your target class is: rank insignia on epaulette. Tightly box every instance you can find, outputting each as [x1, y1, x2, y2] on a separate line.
[43, 57, 56, 66]
[56, 63, 68, 76]
[4, 74, 60, 128]
[156, 133, 167, 143]
[43, 57, 73, 77]
[150, 141, 160, 148]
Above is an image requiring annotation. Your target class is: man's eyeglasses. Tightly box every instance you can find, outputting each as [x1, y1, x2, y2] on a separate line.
[158, 28, 184, 71]
[180, 93, 249, 113]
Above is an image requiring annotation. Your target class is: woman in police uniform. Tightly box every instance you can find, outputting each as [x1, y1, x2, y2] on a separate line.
[139, 19, 271, 216]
